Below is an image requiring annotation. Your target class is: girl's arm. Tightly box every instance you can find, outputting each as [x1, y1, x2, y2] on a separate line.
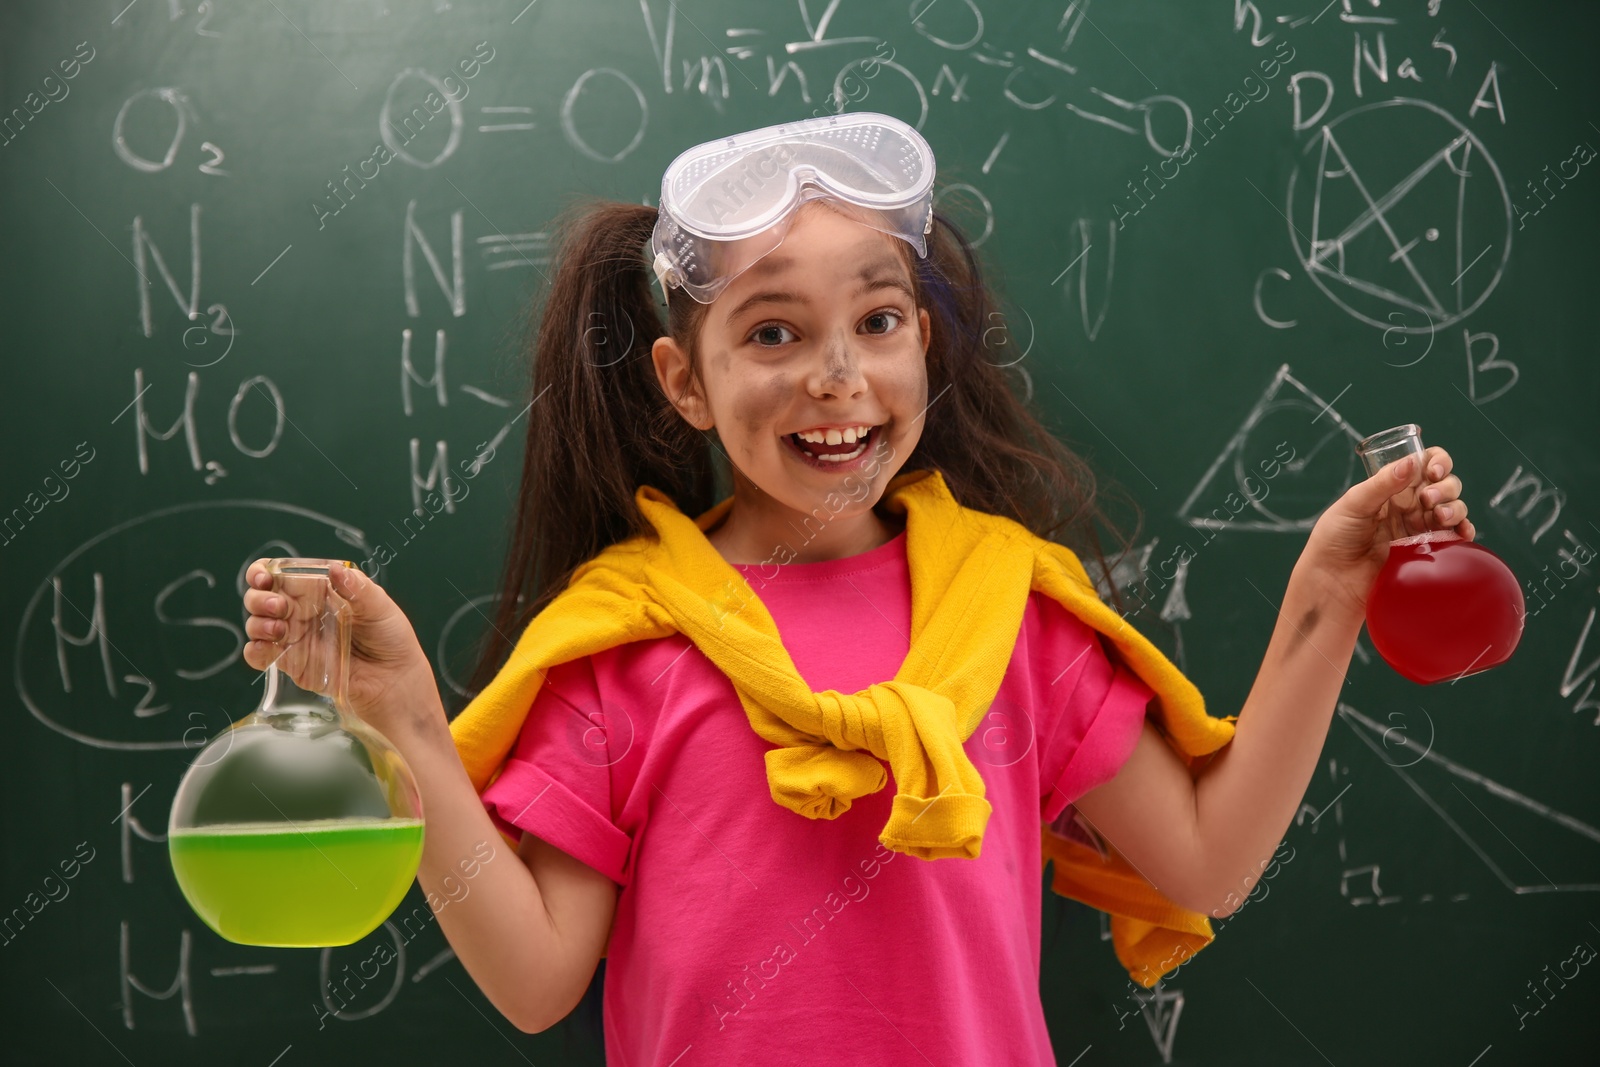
[386, 697, 619, 1033]
[1071, 562, 1360, 918]
[243, 563, 617, 1032]
[1072, 446, 1473, 918]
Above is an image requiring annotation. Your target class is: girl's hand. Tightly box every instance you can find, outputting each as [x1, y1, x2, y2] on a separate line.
[1298, 445, 1476, 624]
[242, 560, 438, 734]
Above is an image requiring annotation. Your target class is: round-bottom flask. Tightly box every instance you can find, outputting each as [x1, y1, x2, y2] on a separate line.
[167, 559, 424, 947]
[1355, 426, 1525, 685]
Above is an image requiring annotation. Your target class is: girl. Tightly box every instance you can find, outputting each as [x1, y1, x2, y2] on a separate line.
[241, 113, 1473, 1064]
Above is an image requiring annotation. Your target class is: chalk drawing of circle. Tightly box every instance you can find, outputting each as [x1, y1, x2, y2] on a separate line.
[15, 501, 370, 751]
[933, 182, 994, 248]
[1286, 98, 1511, 335]
[436, 591, 527, 698]
[1230, 399, 1360, 527]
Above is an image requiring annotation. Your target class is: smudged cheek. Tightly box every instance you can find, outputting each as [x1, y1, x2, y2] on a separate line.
[729, 372, 795, 461]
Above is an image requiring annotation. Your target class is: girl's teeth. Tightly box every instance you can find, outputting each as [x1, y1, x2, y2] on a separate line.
[789, 431, 869, 463]
[796, 425, 872, 445]
[812, 443, 865, 462]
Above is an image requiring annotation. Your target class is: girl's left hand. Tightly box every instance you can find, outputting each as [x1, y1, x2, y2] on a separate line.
[1299, 445, 1476, 623]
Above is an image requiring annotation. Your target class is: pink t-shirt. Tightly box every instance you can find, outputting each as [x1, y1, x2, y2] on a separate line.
[478, 528, 1155, 1066]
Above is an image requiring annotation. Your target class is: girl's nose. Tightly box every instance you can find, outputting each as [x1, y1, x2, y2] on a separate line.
[814, 333, 867, 390]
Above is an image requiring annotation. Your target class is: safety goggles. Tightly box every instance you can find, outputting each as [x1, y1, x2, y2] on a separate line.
[649, 111, 937, 305]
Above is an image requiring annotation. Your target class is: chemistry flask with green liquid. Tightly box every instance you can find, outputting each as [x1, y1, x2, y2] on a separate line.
[168, 558, 424, 947]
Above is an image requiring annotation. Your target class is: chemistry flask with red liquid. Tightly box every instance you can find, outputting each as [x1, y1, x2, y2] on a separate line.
[168, 559, 424, 947]
[1355, 425, 1524, 685]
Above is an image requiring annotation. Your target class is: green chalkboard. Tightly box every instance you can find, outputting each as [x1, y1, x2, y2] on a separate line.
[3, 1, 1597, 1063]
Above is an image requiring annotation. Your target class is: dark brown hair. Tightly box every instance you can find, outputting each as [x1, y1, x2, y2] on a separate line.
[462, 195, 1143, 700]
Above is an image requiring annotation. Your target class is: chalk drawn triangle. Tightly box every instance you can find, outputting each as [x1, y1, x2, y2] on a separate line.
[1134, 983, 1184, 1063]
[1177, 364, 1365, 533]
[1081, 538, 1189, 671]
[1306, 124, 1466, 317]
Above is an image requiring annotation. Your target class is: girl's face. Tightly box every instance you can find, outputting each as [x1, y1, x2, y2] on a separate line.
[651, 199, 931, 552]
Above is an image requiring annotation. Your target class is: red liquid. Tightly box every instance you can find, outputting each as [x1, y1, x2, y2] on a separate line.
[1365, 531, 1525, 685]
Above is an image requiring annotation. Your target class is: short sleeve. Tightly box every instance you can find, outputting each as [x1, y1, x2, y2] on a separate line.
[477, 654, 634, 886]
[1033, 597, 1157, 824]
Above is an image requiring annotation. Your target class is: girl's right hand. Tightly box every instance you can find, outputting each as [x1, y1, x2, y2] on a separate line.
[242, 559, 439, 735]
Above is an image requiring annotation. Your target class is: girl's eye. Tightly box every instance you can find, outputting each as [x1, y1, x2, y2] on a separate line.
[750, 323, 795, 347]
[747, 309, 905, 348]
[862, 309, 903, 335]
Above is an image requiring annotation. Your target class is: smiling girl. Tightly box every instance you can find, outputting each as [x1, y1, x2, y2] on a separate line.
[241, 113, 1474, 1065]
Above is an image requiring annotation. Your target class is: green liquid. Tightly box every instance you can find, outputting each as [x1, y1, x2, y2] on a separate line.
[169, 818, 425, 947]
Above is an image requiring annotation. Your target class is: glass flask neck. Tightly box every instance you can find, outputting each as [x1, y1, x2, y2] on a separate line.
[1389, 528, 1463, 549]
[1356, 424, 1432, 546]
[1356, 423, 1424, 480]
[256, 559, 354, 725]
[259, 664, 339, 725]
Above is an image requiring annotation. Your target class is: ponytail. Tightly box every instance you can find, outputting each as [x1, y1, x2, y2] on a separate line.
[463, 198, 717, 699]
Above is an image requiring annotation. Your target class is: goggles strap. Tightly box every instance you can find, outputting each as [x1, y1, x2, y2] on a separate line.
[651, 249, 675, 308]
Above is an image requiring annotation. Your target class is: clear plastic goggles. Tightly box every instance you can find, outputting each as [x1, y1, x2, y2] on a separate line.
[649, 111, 937, 305]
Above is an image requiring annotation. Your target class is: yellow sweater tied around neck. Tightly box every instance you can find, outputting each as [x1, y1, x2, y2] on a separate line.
[449, 467, 1237, 989]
